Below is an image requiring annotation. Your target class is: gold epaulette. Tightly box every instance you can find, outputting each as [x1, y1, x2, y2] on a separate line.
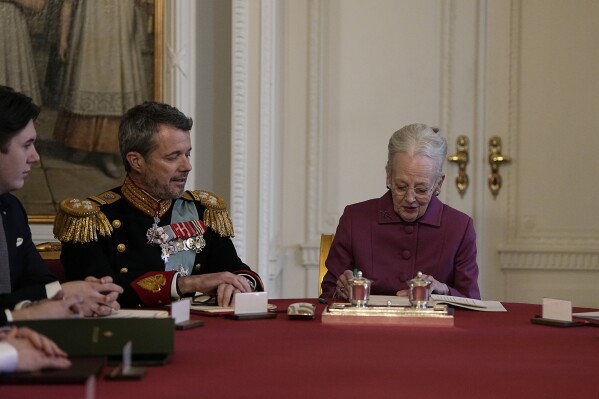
[88, 190, 121, 205]
[183, 190, 234, 237]
[53, 198, 113, 243]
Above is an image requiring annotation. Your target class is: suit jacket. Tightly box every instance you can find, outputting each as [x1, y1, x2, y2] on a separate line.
[0, 193, 56, 309]
[58, 179, 263, 307]
[321, 191, 481, 299]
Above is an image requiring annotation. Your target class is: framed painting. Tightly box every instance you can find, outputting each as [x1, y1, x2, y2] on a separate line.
[1, 0, 163, 223]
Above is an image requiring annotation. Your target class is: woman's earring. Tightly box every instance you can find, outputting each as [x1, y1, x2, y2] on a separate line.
[434, 190, 440, 196]
[386, 184, 391, 189]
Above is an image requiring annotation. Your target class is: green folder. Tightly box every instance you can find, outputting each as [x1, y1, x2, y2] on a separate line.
[13, 318, 175, 365]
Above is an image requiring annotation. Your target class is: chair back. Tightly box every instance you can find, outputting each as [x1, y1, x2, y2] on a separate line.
[36, 241, 65, 282]
[318, 234, 335, 295]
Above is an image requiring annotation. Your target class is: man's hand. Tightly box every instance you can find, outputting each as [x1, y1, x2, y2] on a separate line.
[61, 276, 123, 316]
[12, 296, 83, 321]
[178, 272, 252, 306]
[4, 327, 71, 372]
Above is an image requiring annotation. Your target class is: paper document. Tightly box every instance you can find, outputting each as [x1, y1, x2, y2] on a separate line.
[190, 303, 277, 315]
[102, 309, 170, 318]
[368, 295, 506, 312]
[191, 304, 234, 314]
[572, 311, 599, 320]
[431, 294, 486, 308]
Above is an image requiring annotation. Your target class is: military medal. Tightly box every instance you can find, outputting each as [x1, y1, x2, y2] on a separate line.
[146, 218, 207, 264]
[146, 216, 164, 244]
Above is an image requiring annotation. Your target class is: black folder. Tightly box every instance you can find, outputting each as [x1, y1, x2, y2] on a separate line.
[12, 318, 175, 365]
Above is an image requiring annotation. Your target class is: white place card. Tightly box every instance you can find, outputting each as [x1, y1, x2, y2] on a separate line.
[171, 298, 191, 324]
[85, 375, 96, 399]
[234, 292, 268, 315]
[542, 298, 572, 322]
[123, 341, 132, 373]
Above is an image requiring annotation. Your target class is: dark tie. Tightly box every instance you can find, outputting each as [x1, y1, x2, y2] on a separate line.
[0, 211, 11, 294]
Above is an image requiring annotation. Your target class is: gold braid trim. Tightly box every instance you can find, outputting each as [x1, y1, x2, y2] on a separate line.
[121, 175, 171, 217]
[183, 190, 234, 237]
[53, 198, 113, 243]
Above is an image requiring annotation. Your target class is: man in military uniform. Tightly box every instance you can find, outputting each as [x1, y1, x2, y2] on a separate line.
[55, 101, 263, 308]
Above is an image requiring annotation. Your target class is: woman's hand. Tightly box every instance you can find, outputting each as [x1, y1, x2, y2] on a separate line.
[396, 274, 449, 296]
[334, 270, 355, 299]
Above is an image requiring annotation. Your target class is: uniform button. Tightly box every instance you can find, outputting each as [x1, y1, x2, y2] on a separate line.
[401, 250, 411, 259]
[112, 219, 121, 228]
[194, 263, 202, 271]
[405, 225, 414, 234]
[117, 244, 126, 252]
[157, 300, 163, 304]
[120, 267, 128, 273]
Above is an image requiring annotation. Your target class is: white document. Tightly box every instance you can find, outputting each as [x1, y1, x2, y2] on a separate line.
[101, 309, 170, 318]
[572, 311, 599, 320]
[368, 295, 507, 312]
[431, 294, 487, 309]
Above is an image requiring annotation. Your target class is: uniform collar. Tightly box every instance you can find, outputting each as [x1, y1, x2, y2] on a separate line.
[377, 190, 442, 227]
[121, 175, 172, 217]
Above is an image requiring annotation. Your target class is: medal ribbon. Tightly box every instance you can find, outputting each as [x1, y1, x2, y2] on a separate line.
[162, 220, 206, 242]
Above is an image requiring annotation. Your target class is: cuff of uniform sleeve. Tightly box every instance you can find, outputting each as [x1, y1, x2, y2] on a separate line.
[234, 270, 264, 292]
[13, 301, 32, 311]
[170, 272, 182, 299]
[0, 341, 18, 373]
[4, 310, 13, 323]
[131, 271, 177, 307]
[45, 281, 62, 299]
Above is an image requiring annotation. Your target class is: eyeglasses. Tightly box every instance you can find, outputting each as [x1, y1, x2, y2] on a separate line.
[389, 183, 435, 199]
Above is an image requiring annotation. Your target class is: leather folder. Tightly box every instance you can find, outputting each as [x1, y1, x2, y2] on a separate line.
[12, 318, 175, 365]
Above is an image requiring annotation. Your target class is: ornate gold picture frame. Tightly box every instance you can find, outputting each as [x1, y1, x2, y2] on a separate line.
[2, 0, 163, 223]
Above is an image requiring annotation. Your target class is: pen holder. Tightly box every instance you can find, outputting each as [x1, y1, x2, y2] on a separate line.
[348, 271, 371, 307]
[408, 271, 431, 309]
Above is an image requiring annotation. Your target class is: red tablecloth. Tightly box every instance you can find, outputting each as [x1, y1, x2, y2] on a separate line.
[1, 299, 598, 399]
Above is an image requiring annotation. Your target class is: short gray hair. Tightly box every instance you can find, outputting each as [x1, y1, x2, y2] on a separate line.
[387, 123, 447, 175]
[119, 101, 193, 172]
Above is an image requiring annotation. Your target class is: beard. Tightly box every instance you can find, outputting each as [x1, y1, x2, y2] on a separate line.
[140, 172, 187, 200]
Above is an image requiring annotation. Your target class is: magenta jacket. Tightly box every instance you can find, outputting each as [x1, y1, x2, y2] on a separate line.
[321, 191, 481, 299]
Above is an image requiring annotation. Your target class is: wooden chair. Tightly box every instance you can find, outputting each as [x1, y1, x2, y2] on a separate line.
[36, 241, 65, 282]
[318, 234, 334, 295]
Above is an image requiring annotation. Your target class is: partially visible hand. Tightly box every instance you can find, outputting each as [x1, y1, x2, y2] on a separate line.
[178, 272, 251, 299]
[395, 274, 449, 297]
[62, 276, 123, 317]
[421, 274, 449, 295]
[216, 283, 241, 307]
[335, 270, 355, 300]
[4, 327, 71, 372]
[12, 296, 83, 321]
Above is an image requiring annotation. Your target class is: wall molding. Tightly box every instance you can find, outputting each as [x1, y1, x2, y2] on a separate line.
[499, 249, 599, 271]
[258, 0, 283, 293]
[230, 0, 249, 260]
[300, 0, 325, 276]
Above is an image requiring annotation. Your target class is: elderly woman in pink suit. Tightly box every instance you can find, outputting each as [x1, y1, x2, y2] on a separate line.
[321, 123, 481, 299]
